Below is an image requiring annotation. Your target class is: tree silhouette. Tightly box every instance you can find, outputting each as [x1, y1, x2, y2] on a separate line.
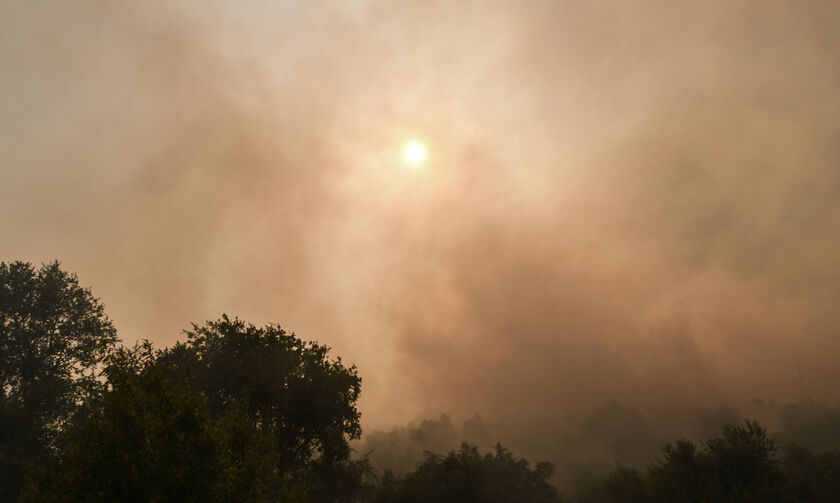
[156, 315, 364, 501]
[703, 420, 784, 501]
[780, 444, 840, 503]
[19, 312, 366, 502]
[594, 420, 788, 503]
[375, 443, 563, 503]
[21, 343, 278, 503]
[0, 261, 117, 500]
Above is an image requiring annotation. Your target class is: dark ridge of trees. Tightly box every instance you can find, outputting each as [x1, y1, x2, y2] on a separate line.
[4, 260, 840, 502]
[574, 420, 840, 503]
[358, 399, 840, 491]
[374, 443, 563, 503]
[361, 411, 840, 503]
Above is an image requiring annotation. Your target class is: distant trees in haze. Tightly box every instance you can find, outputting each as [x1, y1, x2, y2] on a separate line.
[575, 419, 840, 503]
[360, 413, 491, 476]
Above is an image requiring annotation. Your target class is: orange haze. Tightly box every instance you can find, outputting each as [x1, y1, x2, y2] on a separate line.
[2, 0, 840, 430]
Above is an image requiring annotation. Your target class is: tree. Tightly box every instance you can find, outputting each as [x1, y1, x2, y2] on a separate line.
[21, 343, 280, 503]
[601, 420, 786, 503]
[647, 440, 714, 503]
[780, 444, 840, 503]
[0, 261, 117, 500]
[156, 315, 363, 501]
[375, 443, 563, 503]
[704, 420, 785, 502]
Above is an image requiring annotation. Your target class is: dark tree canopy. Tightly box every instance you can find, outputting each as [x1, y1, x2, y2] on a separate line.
[157, 315, 363, 474]
[0, 261, 117, 499]
[21, 343, 279, 503]
[585, 420, 792, 503]
[375, 443, 563, 503]
[21, 315, 367, 503]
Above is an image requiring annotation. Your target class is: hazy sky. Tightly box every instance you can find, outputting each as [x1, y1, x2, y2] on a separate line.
[2, 1, 840, 429]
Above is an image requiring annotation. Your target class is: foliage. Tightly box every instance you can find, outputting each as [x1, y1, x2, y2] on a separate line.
[780, 444, 840, 503]
[0, 261, 117, 500]
[582, 419, 819, 503]
[375, 443, 563, 503]
[20, 343, 279, 503]
[156, 315, 363, 500]
[646, 439, 715, 502]
[703, 420, 785, 501]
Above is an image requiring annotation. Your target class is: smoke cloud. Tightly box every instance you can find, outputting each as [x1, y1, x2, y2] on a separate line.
[2, 0, 840, 433]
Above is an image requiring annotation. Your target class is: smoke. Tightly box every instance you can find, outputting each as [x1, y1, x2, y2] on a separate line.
[2, 0, 840, 432]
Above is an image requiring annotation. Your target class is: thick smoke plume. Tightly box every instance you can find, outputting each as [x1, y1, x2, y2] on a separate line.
[2, 1, 840, 434]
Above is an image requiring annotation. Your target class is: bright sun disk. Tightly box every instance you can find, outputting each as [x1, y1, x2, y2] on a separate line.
[402, 140, 426, 166]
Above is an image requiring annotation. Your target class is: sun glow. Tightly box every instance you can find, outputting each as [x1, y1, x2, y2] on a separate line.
[402, 140, 426, 167]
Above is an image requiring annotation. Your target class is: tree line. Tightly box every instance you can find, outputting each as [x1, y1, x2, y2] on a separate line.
[2, 261, 839, 502]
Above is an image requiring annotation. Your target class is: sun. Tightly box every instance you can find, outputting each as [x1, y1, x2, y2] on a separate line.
[402, 140, 426, 167]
